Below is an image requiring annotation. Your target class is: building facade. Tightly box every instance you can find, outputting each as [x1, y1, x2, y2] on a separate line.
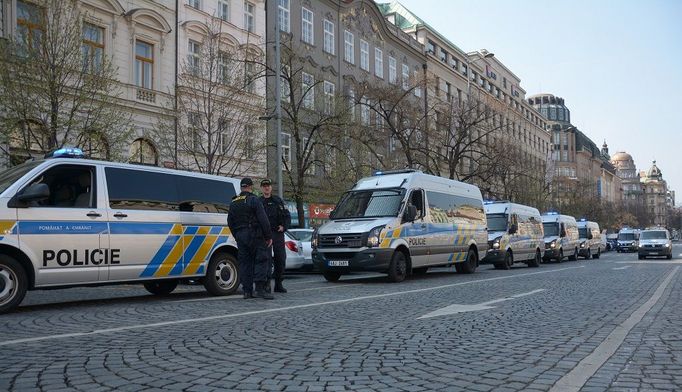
[0, 0, 267, 178]
[611, 151, 642, 202]
[639, 161, 669, 227]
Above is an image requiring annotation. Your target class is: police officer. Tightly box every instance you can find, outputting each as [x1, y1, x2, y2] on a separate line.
[260, 179, 291, 293]
[227, 178, 274, 300]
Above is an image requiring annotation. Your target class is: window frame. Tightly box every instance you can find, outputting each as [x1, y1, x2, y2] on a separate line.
[244, 1, 255, 33]
[278, 0, 290, 33]
[323, 19, 334, 55]
[301, 7, 314, 45]
[374, 47, 383, 78]
[134, 40, 154, 89]
[344, 30, 354, 64]
[82, 22, 105, 73]
[359, 39, 369, 71]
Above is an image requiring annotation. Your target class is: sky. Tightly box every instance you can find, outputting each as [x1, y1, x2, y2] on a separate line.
[393, 0, 682, 205]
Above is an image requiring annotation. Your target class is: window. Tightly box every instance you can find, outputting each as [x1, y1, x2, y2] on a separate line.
[219, 0, 230, 22]
[278, 0, 289, 33]
[188, 0, 200, 9]
[301, 7, 313, 45]
[409, 190, 425, 220]
[82, 23, 104, 72]
[218, 119, 230, 153]
[129, 138, 158, 166]
[25, 165, 96, 209]
[135, 40, 153, 89]
[323, 20, 334, 54]
[374, 47, 383, 78]
[188, 40, 201, 73]
[426, 40, 435, 54]
[244, 1, 255, 33]
[413, 69, 421, 97]
[302, 72, 314, 109]
[344, 30, 354, 64]
[439, 48, 447, 62]
[426, 191, 485, 224]
[282, 132, 291, 165]
[388, 56, 396, 84]
[17, 1, 44, 51]
[347, 88, 355, 120]
[176, 176, 235, 213]
[244, 60, 256, 92]
[360, 40, 369, 71]
[218, 51, 230, 84]
[401, 63, 409, 90]
[360, 96, 370, 125]
[323, 81, 335, 114]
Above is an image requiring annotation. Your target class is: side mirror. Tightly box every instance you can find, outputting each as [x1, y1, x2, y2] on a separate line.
[329, 209, 336, 219]
[404, 204, 417, 222]
[587, 232, 593, 240]
[508, 223, 518, 235]
[560, 229, 567, 238]
[9, 183, 50, 208]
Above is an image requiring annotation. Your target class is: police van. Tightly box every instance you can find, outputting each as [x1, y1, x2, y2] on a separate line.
[0, 148, 242, 313]
[541, 212, 580, 262]
[311, 170, 488, 282]
[616, 227, 640, 253]
[577, 219, 602, 259]
[483, 201, 544, 269]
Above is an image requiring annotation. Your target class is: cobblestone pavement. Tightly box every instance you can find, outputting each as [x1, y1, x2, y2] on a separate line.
[1, 245, 681, 391]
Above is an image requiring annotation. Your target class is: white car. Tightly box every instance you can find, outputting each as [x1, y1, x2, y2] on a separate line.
[283, 231, 306, 270]
[288, 229, 314, 270]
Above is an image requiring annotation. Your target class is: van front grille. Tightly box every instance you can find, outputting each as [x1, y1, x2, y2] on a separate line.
[319, 234, 364, 248]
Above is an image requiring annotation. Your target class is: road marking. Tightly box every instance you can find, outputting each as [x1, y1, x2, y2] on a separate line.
[612, 266, 631, 270]
[550, 266, 679, 392]
[171, 284, 358, 303]
[417, 289, 545, 319]
[0, 266, 584, 347]
[616, 261, 682, 265]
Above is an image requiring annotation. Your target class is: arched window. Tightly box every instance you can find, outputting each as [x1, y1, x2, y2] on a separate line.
[77, 130, 110, 160]
[129, 138, 158, 165]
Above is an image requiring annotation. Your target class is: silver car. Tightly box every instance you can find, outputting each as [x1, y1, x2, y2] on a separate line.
[638, 228, 672, 260]
[284, 231, 306, 270]
[287, 229, 314, 271]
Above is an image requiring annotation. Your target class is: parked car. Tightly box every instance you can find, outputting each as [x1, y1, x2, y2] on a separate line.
[284, 231, 306, 270]
[288, 228, 314, 271]
[606, 233, 618, 251]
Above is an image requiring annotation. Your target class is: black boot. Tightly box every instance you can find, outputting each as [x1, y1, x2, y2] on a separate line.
[255, 282, 274, 300]
[264, 279, 272, 293]
[274, 280, 287, 293]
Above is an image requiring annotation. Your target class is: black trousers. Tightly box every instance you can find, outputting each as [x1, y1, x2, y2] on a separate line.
[234, 230, 269, 293]
[269, 231, 286, 282]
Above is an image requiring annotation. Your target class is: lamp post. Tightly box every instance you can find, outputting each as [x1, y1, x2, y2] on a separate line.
[274, 1, 283, 199]
[465, 50, 494, 97]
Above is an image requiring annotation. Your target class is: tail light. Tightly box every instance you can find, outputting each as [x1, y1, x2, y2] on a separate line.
[285, 241, 299, 253]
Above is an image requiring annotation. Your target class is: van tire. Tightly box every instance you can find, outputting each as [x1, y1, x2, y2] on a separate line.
[584, 249, 591, 260]
[593, 249, 600, 259]
[387, 251, 407, 283]
[143, 279, 178, 296]
[528, 250, 541, 268]
[455, 248, 477, 274]
[502, 251, 512, 270]
[322, 271, 342, 282]
[568, 248, 578, 261]
[204, 252, 239, 296]
[556, 249, 564, 263]
[0, 255, 28, 314]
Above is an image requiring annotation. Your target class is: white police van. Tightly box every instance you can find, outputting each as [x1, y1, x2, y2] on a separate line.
[617, 227, 640, 253]
[483, 201, 544, 269]
[541, 212, 580, 262]
[312, 170, 488, 282]
[577, 219, 602, 259]
[0, 148, 242, 313]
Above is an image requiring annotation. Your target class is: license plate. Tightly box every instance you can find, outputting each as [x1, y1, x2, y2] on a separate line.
[650, 252, 659, 255]
[328, 260, 348, 267]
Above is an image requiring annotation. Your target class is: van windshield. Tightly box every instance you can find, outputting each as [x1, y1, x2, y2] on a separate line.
[640, 231, 667, 240]
[618, 233, 636, 241]
[578, 228, 588, 239]
[332, 188, 405, 219]
[486, 213, 508, 232]
[543, 222, 559, 237]
[0, 160, 42, 195]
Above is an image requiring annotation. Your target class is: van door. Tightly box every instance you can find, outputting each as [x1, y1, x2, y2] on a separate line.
[103, 167, 184, 281]
[403, 189, 430, 267]
[16, 163, 108, 286]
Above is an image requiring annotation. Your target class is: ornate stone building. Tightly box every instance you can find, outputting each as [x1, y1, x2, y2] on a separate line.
[640, 161, 670, 227]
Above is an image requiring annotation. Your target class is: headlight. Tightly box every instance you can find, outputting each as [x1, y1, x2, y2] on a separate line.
[492, 236, 501, 249]
[550, 240, 556, 249]
[665, 243, 670, 248]
[580, 242, 585, 248]
[311, 229, 319, 248]
[366, 225, 385, 248]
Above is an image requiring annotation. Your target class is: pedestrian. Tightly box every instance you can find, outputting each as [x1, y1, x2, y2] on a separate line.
[260, 178, 292, 293]
[227, 177, 274, 300]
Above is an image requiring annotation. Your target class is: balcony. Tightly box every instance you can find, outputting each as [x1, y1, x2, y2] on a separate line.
[136, 88, 157, 103]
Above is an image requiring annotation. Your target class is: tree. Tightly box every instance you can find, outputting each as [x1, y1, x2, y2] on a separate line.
[0, 0, 131, 163]
[154, 20, 266, 176]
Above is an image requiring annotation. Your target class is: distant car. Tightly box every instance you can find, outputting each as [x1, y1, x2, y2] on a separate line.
[638, 228, 673, 260]
[617, 228, 639, 253]
[284, 231, 306, 270]
[606, 234, 618, 251]
[288, 228, 314, 271]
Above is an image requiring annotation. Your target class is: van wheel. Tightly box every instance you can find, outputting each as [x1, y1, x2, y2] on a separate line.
[0, 255, 28, 314]
[556, 249, 564, 263]
[387, 251, 407, 282]
[455, 249, 477, 274]
[502, 251, 513, 270]
[593, 249, 601, 259]
[528, 250, 541, 268]
[412, 267, 428, 275]
[666, 252, 672, 260]
[568, 248, 578, 261]
[323, 271, 342, 282]
[585, 249, 591, 260]
[203, 252, 239, 296]
[143, 280, 178, 296]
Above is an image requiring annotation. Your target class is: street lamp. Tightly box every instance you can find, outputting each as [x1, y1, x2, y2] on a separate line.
[465, 50, 494, 96]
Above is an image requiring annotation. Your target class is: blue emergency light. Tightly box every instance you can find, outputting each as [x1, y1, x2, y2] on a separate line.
[45, 147, 86, 159]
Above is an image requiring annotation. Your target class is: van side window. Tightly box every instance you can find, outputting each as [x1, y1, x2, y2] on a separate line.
[176, 176, 235, 213]
[25, 165, 96, 208]
[425, 190, 485, 223]
[106, 168, 179, 211]
[410, 190, 424, 219]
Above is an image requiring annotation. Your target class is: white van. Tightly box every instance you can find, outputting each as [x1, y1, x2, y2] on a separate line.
[577, 219, 602, 259]
[483, 201, 544, 269]
[617, 227, 640, 253]
[0, 149, 242, 313]
[312, 170, 488, 282]
[541, 213, 580, 262]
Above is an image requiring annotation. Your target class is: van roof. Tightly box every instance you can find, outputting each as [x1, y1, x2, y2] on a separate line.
[541, 213, 577, 223]
[353, 171, 482, 199]
[484, 202, 540, 217]
[577, 220, 598, 228]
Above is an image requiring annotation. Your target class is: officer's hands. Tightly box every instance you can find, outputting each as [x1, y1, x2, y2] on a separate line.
[277, 225, 284, 232]
[266, 239, 273, 247]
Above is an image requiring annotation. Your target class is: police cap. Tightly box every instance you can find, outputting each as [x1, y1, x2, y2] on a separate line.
[240, 177, 254, 187]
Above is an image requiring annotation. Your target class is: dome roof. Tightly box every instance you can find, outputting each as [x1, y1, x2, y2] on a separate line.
[611, 151, 633, 162]
[646, 160, 662, 180]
